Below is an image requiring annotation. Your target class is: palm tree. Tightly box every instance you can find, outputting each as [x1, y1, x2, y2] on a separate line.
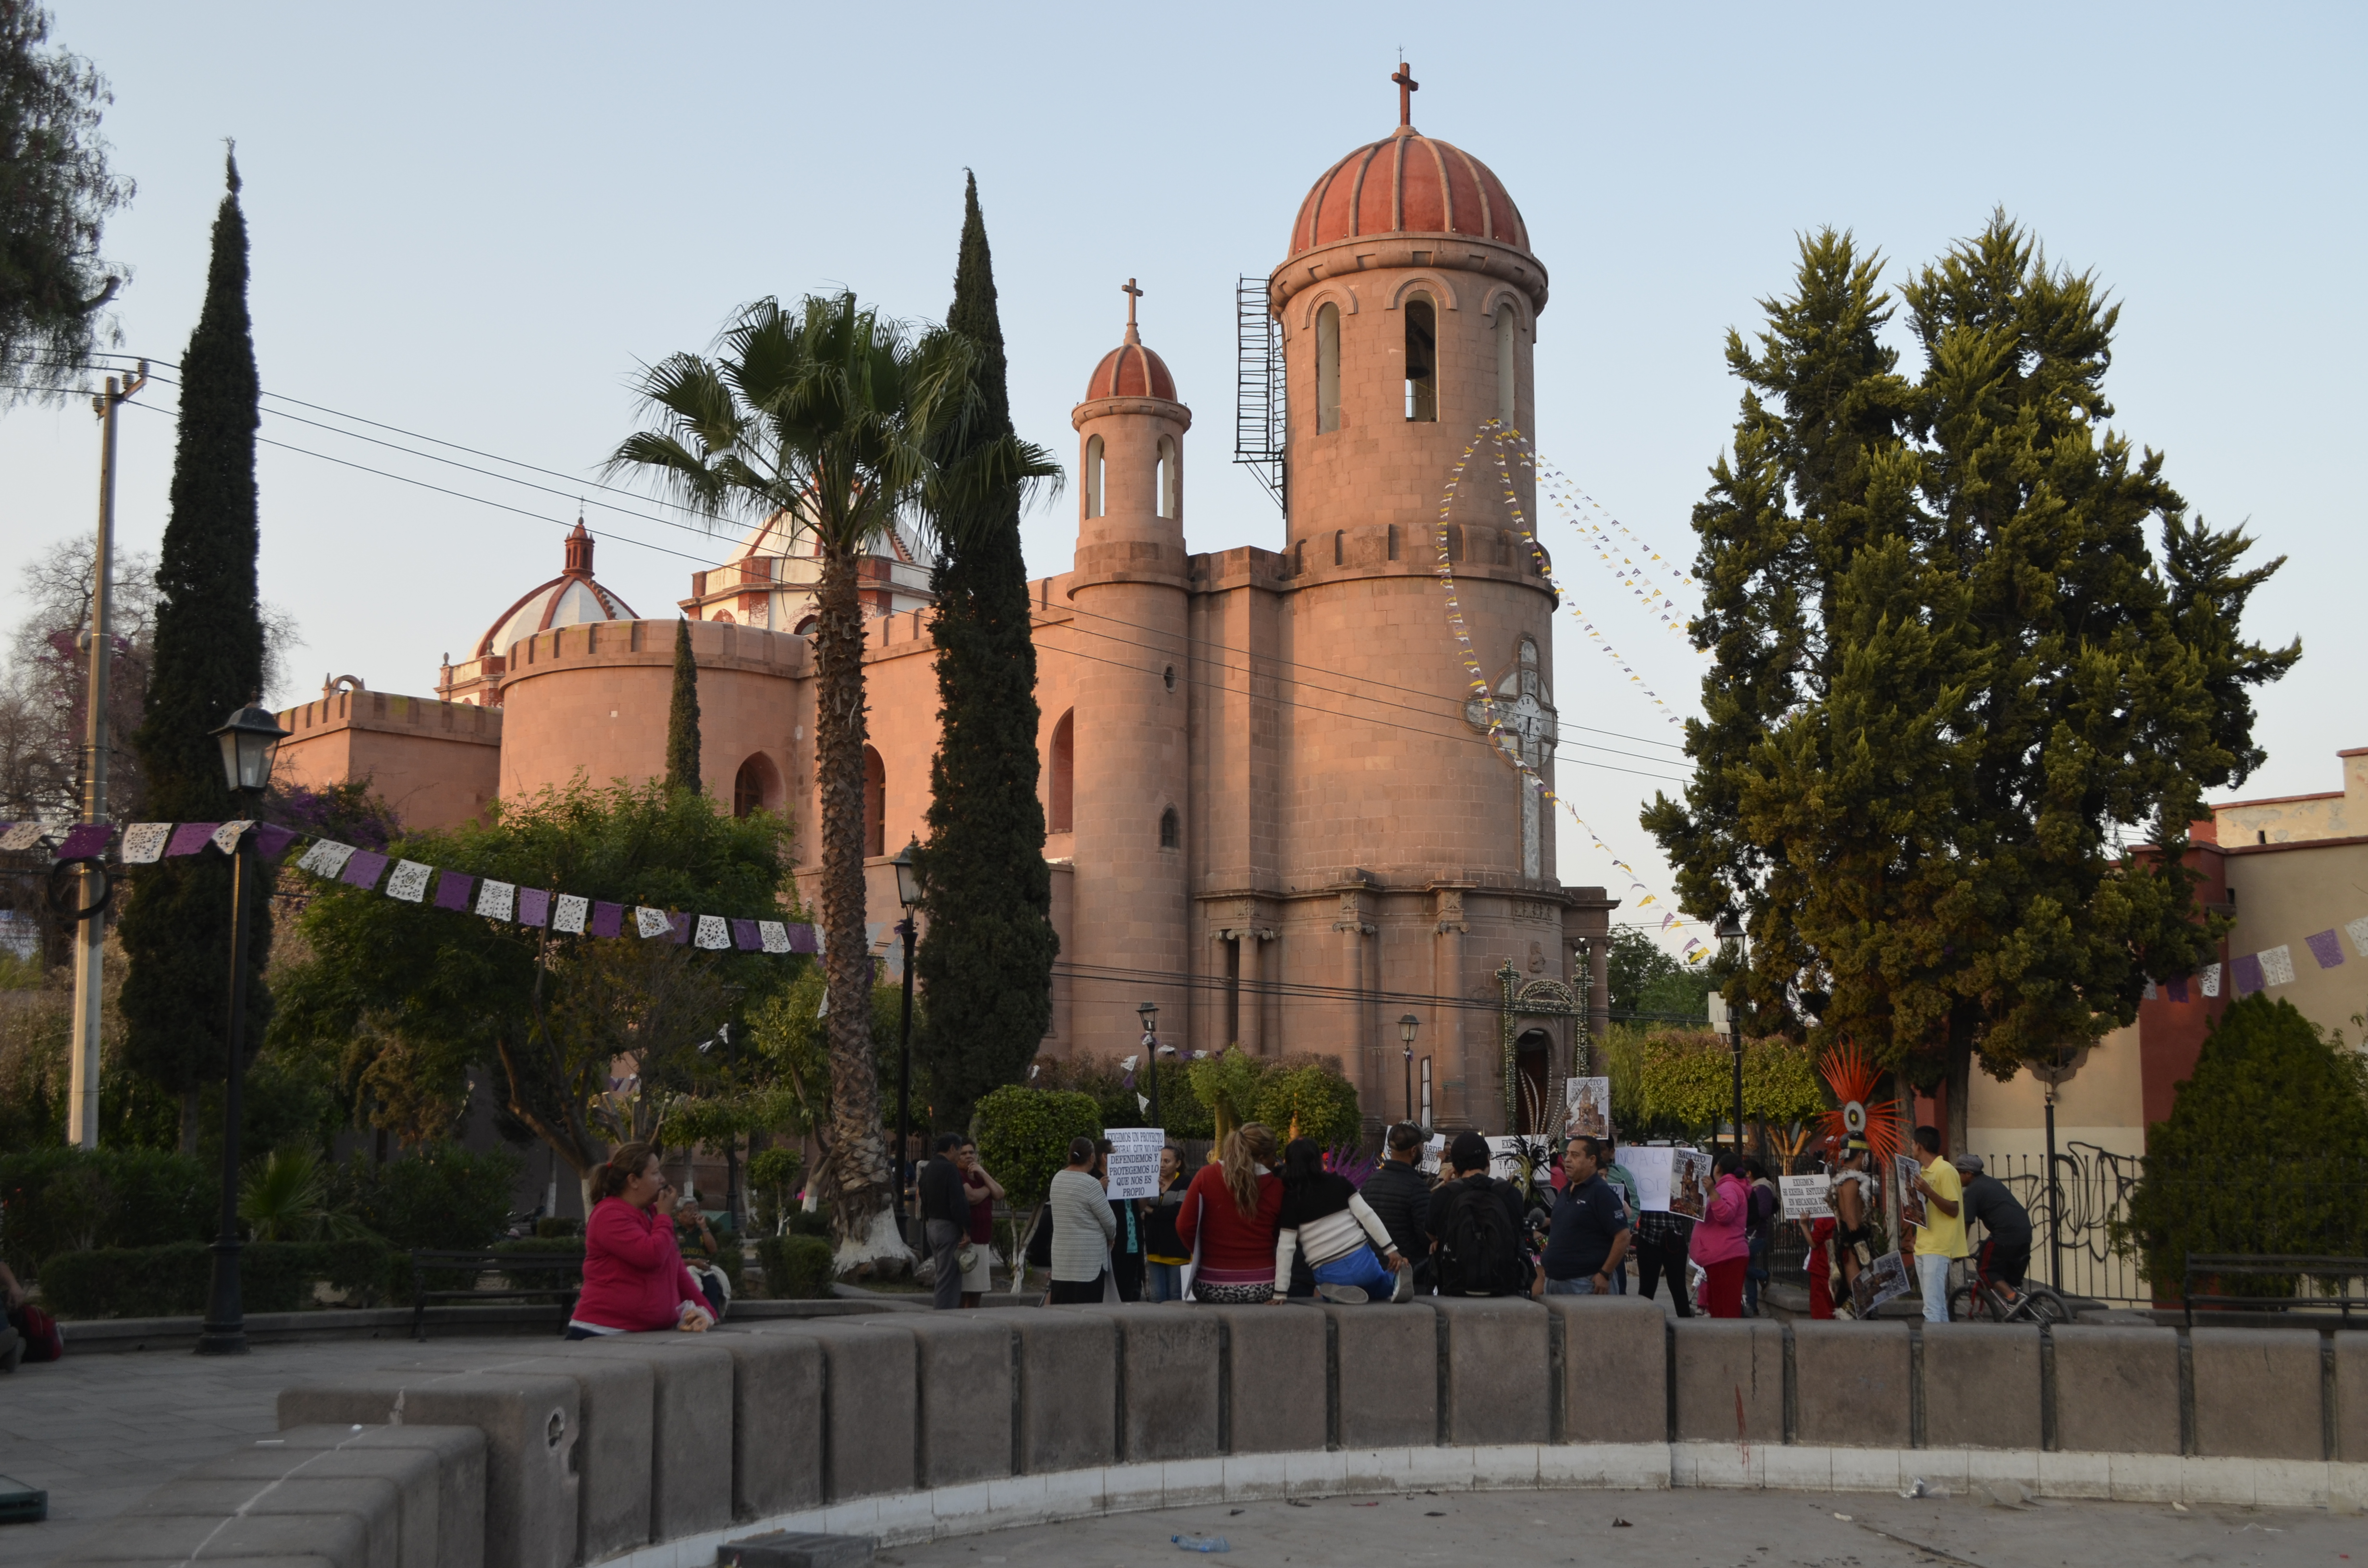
[607, 292, 1052, 1270]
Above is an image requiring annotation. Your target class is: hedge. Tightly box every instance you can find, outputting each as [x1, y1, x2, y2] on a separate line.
[755, 1234, 834, 1299]
[37, 1237, 397, 1319]
[0, 1148, 216, 1275]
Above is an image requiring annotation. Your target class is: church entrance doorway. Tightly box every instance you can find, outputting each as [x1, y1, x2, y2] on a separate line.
[1513, 1029, 1553, 1135]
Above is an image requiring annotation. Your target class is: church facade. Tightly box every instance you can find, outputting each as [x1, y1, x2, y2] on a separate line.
[274, 100, 1615, 1135]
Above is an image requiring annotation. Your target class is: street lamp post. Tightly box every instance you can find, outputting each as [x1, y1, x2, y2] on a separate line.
[891, 839, 921, 1241]
[1398, 1014, 1419, 1124]
[1137, 1001, 1161, 1127]
[1716, 908, 1748, 1157]
[197, 698, 289, 1357]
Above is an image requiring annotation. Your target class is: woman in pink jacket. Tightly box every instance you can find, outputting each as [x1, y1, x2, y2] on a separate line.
[1688, 1151, 1752, 1318]
[567, 1141, 714, 1338]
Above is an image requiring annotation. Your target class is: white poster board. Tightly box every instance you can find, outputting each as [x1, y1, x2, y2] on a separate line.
[1563, 1077, 1610, 1140]
[1418, 1134, 1446, 1175]
[1615, 1146, 1674, 1212]
[1779, 1174, 1833, 1220]
[1485, 1136, 1538, 1185]
[1103, 1127, 1164, 1200]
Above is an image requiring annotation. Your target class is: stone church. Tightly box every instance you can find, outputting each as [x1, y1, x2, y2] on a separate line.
[275, 89, 1615, 1135]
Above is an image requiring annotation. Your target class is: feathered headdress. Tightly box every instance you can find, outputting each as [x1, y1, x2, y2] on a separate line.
[1816, 1039, 1900, 1167]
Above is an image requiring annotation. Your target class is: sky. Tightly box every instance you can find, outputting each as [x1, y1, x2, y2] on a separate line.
[5, 3, 2361, 947]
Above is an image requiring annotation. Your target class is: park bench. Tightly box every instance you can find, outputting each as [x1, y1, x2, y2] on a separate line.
[2181, 1252, 2368, 1326]
[407, 1247, 584, 1341]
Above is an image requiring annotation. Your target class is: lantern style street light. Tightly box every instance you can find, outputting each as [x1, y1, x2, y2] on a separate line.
[891, 838, 920, 1237]
[1398, 1013, 1420, 1123]
[197, 699, 289, 1356]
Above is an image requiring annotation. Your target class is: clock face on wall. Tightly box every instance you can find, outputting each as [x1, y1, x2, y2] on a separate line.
[1466, 683, 1557, 768]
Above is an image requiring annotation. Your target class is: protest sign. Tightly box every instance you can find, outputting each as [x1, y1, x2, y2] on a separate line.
[1894, 1153, 1929, 1230]
[1616, 1146, 1674, 1212]
[1779, 1174, 1833, 1221]
[1103, 1127, 1164, 1200]
[1670, 1150, 1711, 1219]
[1852, 1249, 1912, 1315]
[1564, 1077, 1610, 1139]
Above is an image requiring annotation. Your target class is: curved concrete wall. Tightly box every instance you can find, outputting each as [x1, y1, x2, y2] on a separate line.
[64, 1303, 2368, 1568]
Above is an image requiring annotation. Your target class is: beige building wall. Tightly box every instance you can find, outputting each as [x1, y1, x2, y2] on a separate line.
[273, 687, 502, 833]
[2209, 746, 2368, 846]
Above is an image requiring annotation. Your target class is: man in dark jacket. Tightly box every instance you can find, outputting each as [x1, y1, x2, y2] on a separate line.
[1423, 1130, 1532, 1297]
[1362, 1123, 1436, 1293]
[916, 1132, 970, 1311]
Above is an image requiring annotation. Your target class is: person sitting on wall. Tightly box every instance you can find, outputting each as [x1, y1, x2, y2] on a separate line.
[1361, 1123, 1435, 1294]
[568, 1140, 715, 1338]
[1424, 1130, 1531, 1298]
[1272, 1137, 1412, 1304]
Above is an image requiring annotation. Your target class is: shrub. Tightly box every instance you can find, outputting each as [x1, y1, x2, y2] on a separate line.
[1253, 1059, 1361, 1146]
[534, 1216, 582, 1239]
[37, 1237, 398, 1319]
[325, 1143, 521, 1252]
[756, 1234, 835, 1299]
[1636, 1029, 1823, 1132]
[0, 1147, 215, 1276]
[972, 1087, 1101, 1210]
[2119, 996, 2368, 1298]
[1030, 1057, 1209, 1139]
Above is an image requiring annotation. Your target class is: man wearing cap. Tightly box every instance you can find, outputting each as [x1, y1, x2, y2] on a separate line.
[1952, 1153, 2033, 1303]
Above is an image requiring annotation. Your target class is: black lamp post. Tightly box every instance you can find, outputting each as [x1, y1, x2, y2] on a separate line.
[1715, 908, 1748, 1157]
[891, 838, 921, 1238]
[197, 698, 288, 1356]
[1398, 1013, 1419, 1123]
[1137, 1001, 1161, 1128]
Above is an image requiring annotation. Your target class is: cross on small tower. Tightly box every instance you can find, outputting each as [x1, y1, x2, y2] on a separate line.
[1392, 60, 1419, 128]
[1121, 277, 1145, 342]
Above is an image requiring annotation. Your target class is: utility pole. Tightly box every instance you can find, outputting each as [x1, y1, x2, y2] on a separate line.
[69, 361, 148, 1149]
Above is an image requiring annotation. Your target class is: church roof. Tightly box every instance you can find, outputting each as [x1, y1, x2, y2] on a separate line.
[1085, 337, 1176, 403]
[474, 519, 639, 659]
[1288, 126, 1529, 261]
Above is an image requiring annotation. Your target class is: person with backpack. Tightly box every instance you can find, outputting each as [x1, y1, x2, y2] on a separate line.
[1689, 1151, 1753, 1318]
[1273, 1138, 1412, 1304]
[1742, 1157, 1780, 1317]
[1423, 1130, 1532, 1298]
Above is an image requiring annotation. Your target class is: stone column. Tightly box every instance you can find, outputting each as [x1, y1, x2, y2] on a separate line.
[1433, 886, 1469, 1127]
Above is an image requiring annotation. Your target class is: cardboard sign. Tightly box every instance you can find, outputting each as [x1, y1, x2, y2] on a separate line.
[1852, 1249, 1912, 1315]
[1103, 1127, 1164, 1201]
[1564, 1077, 1610, 1140]
[1894, 1153, 1929, 1231]
[1779, 1174, 1833, 1220]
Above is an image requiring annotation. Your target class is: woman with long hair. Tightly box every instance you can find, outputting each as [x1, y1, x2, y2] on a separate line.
[1274, 1138, 1409, 1304]
[1174, 1122, 1284, 1304]
[568, 1141, 715, 1338]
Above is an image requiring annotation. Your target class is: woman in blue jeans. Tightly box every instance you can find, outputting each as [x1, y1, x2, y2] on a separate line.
[1273, 1139, 1411, 1304]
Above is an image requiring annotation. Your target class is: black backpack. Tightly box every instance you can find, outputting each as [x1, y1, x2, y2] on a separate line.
[1438, 1179, 1527, 1297]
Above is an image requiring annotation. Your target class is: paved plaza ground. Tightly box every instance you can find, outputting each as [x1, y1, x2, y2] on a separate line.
[2, 1331, 2356, 1568]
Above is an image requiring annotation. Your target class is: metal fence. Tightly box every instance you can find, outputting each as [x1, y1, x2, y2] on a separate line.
[1968, 1144, 2149, 1307]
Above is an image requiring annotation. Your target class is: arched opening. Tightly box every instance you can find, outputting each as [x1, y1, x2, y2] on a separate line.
[732, 752, 780, 818]
[710, 610, 735, 625]
[1158, 804, 1180, 850]
[1513, 1028, 1554, 1134]
[1315, 303, 1342, 433]
[1084, 435, 1105, 518]
[1494, 306, 1518, 429]
[862, 745, 886, 857]
[1048, 710, 1074, 833]
[792, 614, 817, 636]
[1404, 294, 1438, 422]
[1156, 435, 1178, 519]
[1332, 530, 1344, 566]
[1519, 636, 1541, 698]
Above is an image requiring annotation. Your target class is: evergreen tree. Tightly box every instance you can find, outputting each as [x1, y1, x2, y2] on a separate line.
[665, 616, 701, 795]
[116, 149, 271, 1148]
[912, 173, 1060, 1135]
[1645, 216, 2298, 1137]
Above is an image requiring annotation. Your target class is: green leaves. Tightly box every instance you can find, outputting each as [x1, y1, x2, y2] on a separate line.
[1650, 214, 2293, 1085]
[972, 1085, 1101, 1210]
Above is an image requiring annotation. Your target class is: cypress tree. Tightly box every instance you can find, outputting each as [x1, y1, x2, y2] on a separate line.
[117, 148, 271, 1150]
[665, 616, 701, 795]
[912, 173, 1059, 1135]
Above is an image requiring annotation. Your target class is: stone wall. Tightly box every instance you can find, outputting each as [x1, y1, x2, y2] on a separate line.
[59, 1300, 2368, 1568]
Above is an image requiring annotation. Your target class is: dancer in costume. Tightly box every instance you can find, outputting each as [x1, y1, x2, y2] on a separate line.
[1829, 1137, 1881, 1316]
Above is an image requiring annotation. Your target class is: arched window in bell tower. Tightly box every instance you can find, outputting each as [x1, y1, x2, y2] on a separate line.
[1048, 710, 1075, 833]
[1495, 306, 1518, 429]
[1405, 294, 1438, 422]
[1315, 303, 1342, 433]
[1084, 435, 1105, 518]
[1156, 436, 1177, 518]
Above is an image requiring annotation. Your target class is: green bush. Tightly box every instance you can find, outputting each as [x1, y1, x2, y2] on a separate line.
[37, 1237, 399, 1319]
[756, 1234, 835, 1299]
[0, 1147, 216, 1276]
[325, 1144, 521, 1252]
[2119, 996, 2368, 1298]
[1252, 1059, 1361, 1146]
[787, 1206, 831, 1238]
[1030, 1057, 1209, 1138]
[972, 1087, 1102, 1210]
[533, 1216, 581, 1239]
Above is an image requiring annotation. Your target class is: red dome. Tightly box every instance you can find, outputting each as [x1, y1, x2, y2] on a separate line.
[1288, 128, 1529, 260]
[1085, 337, 1176, 402]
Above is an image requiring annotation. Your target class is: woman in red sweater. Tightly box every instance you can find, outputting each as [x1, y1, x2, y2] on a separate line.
[1174, 1123, 1282, 1303]
[568, 1141, 714, 1338]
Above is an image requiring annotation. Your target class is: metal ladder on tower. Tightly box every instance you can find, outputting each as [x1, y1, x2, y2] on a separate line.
[1233, 275, 1285, 514]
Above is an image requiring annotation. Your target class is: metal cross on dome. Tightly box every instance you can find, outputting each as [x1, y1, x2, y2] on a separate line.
[1122, 277, 1144, 330]
[1392, 61, 1419, 127]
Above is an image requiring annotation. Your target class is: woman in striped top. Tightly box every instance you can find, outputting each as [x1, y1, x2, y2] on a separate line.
[1273, 1138, 1411, 1304]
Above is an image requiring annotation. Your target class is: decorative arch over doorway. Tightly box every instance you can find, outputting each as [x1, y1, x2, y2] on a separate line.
[733, 752, 780, 818]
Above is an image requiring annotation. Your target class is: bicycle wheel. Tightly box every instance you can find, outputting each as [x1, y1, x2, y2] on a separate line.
[2016, 1284, 2073, 1325]
[1948, 1284, 1987, 1322]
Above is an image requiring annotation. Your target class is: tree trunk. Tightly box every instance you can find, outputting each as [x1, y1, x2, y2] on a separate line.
[1944, 1031, 1973, 1157]
[813, 536, 906, 1274]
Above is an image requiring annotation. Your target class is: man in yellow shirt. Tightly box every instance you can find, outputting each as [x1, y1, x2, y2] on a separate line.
[1909, 1125, 1966, 1323]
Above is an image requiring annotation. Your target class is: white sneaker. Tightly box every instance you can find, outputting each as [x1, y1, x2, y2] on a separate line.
[1315, 1283, 1369, 1304]
[1391, 1262, 1414, 1303]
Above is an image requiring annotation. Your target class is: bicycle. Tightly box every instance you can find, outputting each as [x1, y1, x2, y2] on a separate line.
[1949, 1242, 2072, 1324]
